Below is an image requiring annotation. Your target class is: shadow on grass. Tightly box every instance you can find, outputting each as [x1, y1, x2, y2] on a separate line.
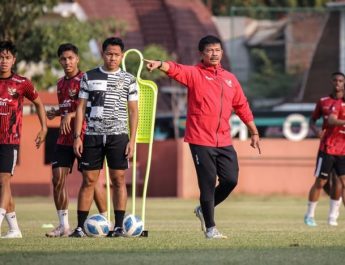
[2, 247, 345, 265]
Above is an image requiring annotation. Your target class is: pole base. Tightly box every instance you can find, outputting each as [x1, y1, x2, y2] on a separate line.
[140, 230, 148, 237]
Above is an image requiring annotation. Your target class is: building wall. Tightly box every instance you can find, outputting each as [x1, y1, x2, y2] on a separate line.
[286, 12, 327, 74]
[12, 115, 319, 198]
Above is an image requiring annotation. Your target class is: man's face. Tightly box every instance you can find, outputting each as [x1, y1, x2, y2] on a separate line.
[200, 43, 223, 67]
[332, 74, 345, 93]
[59, 50, 79, 76]
[0, 50, 16, 75]
[102, 45, 123, 71]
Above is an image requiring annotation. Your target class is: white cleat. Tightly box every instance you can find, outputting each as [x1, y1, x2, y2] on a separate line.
[1, 230, 22, 238]
[205, 226, 227, 239]
[194, 206, 206, 232]
[328, 217, 338, 226]
[45, 225, 71, 237]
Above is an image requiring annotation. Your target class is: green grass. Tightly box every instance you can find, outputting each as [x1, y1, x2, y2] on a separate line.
[1, 196, 345, 265]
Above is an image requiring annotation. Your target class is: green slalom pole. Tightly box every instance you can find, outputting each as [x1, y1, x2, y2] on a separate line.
[122, 49, 158, 228]
[105, 160, 111, 224]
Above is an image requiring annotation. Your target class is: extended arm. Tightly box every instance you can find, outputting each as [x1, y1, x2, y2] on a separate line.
[144, 59, 170, 73]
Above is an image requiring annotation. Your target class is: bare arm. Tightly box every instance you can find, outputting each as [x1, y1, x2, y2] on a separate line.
[73, 99, 87, 158]
[126, 100, 139, 159]
[32, 97, 48, 149]
[144, 59, 170, 73]
[60, 111, 76, 135]
[245, 121, 261, 154]
[309, 118, 324, 138]
[328, 113, 345, 126]
[46, 107, 60, 120]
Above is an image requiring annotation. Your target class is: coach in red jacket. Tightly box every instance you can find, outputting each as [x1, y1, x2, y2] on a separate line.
[145, 35, 260, 239]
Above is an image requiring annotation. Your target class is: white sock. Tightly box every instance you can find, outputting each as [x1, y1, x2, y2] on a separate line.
[306, 201, 318, 218]
[100, 212, 107, 218]
[5, 212, 19, 231]
[329, 199, 341, 219]
[0, 208, 6, 227]
[58, 210, 69, 229]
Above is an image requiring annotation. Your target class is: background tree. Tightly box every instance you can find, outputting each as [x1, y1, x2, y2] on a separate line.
[202, 0, 331, 15]
[0, 0, 57, 61]
[0, 1, 172, 90]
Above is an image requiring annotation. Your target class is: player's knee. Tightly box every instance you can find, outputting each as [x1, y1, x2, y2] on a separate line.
[314, 178, 327, 189]
[0, 175, 11, 186]
[82, 176, 97, 187]
[111, 175, 126, 188]
[223, 176, 238, 189]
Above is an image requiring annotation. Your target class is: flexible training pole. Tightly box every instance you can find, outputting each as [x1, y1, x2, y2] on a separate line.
[105, 160, 111, 224]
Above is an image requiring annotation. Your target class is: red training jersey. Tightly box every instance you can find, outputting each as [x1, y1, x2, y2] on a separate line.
[56, 71, 85, 146]
[0, 73, 38, 145]
[167, 61, 253, 147]
[323, 100, 345, 155]
[311, 95, 343, 152]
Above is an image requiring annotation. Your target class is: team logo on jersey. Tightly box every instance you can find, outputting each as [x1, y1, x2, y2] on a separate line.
[7, 87, 18, 98]
[225, 79, 232, 88]
[68, 88, 77, 97]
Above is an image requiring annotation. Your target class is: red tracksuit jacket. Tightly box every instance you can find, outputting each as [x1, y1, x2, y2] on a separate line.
[167, 61, 254, 147]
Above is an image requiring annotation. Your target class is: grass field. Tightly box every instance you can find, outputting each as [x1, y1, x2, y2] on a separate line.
[1, 195, 345, 265]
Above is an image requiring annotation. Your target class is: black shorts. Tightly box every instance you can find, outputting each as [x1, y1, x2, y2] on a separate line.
[81, 134, 129, 171]
[314, 151, 345, 179]
[52, 144, 80, 172]
[0, 144, 19, 175]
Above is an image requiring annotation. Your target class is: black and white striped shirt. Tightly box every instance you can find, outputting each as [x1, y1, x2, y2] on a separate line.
[79, 67, 138, 135]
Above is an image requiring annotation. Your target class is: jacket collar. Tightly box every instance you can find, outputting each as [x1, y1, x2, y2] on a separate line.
[196, 62, 224, 74]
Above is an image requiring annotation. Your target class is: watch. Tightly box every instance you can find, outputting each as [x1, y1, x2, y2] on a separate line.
[74, 134, 81, 139]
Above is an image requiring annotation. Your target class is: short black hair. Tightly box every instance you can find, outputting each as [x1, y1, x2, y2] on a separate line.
[102, 37, 124, 52]
[332, 72, 345, 78]
[57, 43, 78, 57]
[0, 40, 16, 56]
[198, 35, 223, 52]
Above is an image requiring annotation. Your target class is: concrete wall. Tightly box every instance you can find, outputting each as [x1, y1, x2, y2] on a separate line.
[11, 115, 318, 198]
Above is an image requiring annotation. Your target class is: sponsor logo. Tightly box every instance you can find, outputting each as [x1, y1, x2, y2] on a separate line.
[59, 99, 73, 108]
[225, 79, 232, 88]
[0, 97, 12, 106]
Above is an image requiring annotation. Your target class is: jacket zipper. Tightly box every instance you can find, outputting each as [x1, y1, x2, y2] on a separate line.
[215, 75, 223, 147]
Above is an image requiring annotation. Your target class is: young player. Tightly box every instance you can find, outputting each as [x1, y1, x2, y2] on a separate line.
[144, 35, 261, 239]
[70, 37, 138, 237]
[304, 72, 345, 226]
[0, 40, 47, 238]
[45, 43, 107, 237]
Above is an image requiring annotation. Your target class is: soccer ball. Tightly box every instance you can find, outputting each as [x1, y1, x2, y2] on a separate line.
[123, 214, 144, 237]
[84, 214, 110, 237]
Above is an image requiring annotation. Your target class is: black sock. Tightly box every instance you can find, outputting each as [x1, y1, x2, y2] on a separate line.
[77, 210, 89, 228]
[114, 210, 125, 228]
